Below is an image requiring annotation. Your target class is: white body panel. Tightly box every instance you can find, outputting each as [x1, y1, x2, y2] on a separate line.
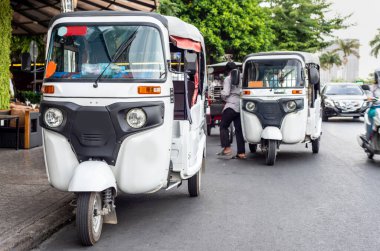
[241, 111, 263, 143]
[171, 96, 206, 179]
[281, 108, 308, 143]
[43, 129, 79, 191]
[69, 161, 116, 192]
[261, 126, 283, 141]
[114, 123, 172, 194]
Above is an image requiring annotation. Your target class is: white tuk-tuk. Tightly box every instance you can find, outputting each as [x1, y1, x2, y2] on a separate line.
[40, 11, 207, 245]
[241, 51, 322, 165]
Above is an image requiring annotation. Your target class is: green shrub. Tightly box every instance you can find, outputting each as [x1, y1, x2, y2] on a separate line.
[0, 0, 12, 109]
[18, 91, 41, 104]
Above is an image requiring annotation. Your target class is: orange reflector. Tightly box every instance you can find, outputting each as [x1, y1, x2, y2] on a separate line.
[138, 86, 161, 94]
[41, 85, 55, 94]
[292, 90, 302, 94]
[243, 90, 251, 95]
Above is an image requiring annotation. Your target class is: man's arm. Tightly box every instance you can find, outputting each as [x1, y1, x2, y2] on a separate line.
[221, 77, 231, 100]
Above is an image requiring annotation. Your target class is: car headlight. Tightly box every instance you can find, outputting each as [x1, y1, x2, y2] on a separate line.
[286, 100, 297, 111]
[44, 108, 63, 128]
[126, 108, 147, 128]
[324, 99, 335, 108]
[245, 101, 256, 112]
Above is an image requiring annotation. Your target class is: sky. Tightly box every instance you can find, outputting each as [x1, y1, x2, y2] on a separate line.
[328, 0, 380, 78]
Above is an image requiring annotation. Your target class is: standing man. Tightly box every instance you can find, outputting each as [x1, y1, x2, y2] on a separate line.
[217, 62, 246, 159]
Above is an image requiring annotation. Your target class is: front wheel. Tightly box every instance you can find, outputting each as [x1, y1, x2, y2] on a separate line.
[266, 140, 277, 166]
[249, 144, 257, 153]
[311, 137, 320, 154]
[188, 168, 202, 197]
[77, 192, 104, 246]
[367, 151, 374, 159]
[322, 114, 329, 122]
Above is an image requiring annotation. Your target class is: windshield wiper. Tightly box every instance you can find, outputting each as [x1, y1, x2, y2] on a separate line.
[93, 29, 138, 88]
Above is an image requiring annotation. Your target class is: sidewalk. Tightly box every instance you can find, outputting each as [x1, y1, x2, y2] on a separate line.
[0, 147, 74, 251]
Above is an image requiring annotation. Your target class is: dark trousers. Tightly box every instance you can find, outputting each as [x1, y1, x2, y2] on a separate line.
[220, 108, 245, 154]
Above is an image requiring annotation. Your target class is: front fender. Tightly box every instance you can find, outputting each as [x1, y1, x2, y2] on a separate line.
[261, 126, 283, 141]
[68, 161, 117, 193]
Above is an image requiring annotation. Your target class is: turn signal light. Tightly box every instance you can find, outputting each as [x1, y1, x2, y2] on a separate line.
[138, 86, 161, 94]
[242, 90, 251, 95]
[41, 85, 55, 94]
[292, 90, 302, 94]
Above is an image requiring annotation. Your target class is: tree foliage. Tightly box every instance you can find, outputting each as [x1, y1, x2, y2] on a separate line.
[332, 39, 359, 64]
[10, 35, 45, 63]
[0, 0, 12, 110]
[268, 0, 350, 52]
[370, 29, 380, 58]
[159, 0, 275, 62]
[158, 0, 351, 62]
[319, 51, 342, 70]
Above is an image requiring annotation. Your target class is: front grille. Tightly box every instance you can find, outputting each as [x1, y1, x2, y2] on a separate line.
[260, 103, 282, 121]
[80, 134, 104, 145]
[210, 86, 223, 100]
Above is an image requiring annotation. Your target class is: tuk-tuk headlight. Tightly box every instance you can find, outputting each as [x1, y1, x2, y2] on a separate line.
[286, 100, 297, 111]
[126, 108, 147, 128]
[246, 101, 256, 112]
[44, 108, 63, 128]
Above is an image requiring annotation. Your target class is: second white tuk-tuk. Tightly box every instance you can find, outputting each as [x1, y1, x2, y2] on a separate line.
[241, 51, 322, 165]
[40, 11, 207, 245]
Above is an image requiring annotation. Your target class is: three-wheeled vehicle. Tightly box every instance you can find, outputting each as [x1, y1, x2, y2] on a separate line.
[206, 62, 242, 138]
[241, 51, 322, 165]
[40, 11, 207, 245]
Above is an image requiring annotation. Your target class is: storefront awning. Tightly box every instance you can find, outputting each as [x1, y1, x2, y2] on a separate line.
[11, 0, 159, 35]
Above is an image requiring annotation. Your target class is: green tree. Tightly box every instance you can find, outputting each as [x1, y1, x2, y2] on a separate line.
[10, 35, 45, 63]
[267, 0, 350, 52]
[319, 51, 342, 71]
[0, 0, 12, 110]
[159, 0, 275, 62]
[370, 28, 380, 58]
[332, 39, 360, 64]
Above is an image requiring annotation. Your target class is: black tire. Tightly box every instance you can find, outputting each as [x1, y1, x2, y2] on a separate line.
[311, 137, 320, 154]
[367, 151, 374, 159]
[249, 144, 257, 153]
[353, 116, 360, 119]
[207, 124, 211, 136]
[266, 140, 277, 166]
[77, 192, 103, 246]
[322, 114, 329, 122]
[188, 169, 201, 197]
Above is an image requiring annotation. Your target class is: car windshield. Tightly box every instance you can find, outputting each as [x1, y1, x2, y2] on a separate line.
[45, 25, 166, 81]
[324, 85, 363, 95]
[243, 59, 303, 88]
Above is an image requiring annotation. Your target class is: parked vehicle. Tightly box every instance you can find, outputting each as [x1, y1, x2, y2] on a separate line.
[321, 83, 368, 121]
[241, 51, 322, 165]
[40, 11, 207, 246]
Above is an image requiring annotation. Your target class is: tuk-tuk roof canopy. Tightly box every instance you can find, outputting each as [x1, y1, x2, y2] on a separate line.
[208, 62, 242, 68]
[244, 51, 320, 65]
[48, 11, 205, 52]
[11, 0, 158, 35]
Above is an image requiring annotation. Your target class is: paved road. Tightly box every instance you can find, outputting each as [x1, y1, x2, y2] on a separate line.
[36, 118, 380, 251]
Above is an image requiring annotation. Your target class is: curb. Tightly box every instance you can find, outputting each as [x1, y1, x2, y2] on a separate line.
[0, 195, 74, 251]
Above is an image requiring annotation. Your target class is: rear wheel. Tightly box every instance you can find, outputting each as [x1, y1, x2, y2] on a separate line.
[311, 137, 320, 154]
[77, 192, 103, 246]
[188, 169, 201, 197]
[367, 151, 374, 159]
[266, 140, 277, 166]
[206, 124, 211, 136]
[322, 114, 329, 122]
[249, 144, 257, 153]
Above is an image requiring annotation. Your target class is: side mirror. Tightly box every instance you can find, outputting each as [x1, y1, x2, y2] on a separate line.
[361, 84, 370, 91]
[184, 52, 197, 75]
[21, 53, 31, 71]
[230, 69, 240, 86]
[309, 67, 319, 85]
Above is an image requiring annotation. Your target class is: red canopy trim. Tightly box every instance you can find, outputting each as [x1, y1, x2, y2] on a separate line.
[170, 36, 201, 52]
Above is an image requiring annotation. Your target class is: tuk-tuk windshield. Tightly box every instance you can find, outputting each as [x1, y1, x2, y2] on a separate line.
[243, 59, 303, 88]
[46, 25, 166, 81]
